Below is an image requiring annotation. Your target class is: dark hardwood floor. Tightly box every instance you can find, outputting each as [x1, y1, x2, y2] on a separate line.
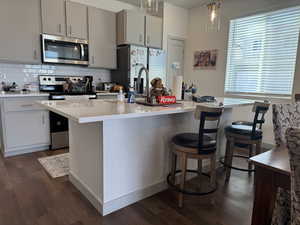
[0, 150, 254, 225]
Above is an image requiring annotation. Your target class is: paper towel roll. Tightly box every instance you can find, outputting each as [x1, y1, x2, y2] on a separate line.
[172, 76, 183, 100]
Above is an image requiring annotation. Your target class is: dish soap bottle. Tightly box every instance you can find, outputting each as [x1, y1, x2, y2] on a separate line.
[117, 88, 125, 102]
[127, 87, 135, 103]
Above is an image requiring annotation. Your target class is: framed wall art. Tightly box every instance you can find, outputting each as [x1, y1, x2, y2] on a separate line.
[193, 49, 218, 69]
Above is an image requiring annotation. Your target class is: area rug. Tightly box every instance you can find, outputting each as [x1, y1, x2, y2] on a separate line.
[38, 153, 69, 178]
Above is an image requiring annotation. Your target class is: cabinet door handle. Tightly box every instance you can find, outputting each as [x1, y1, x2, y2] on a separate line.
[58, 24, 62, 33]
[147, 36, 150, 45]
[33, 50, 37, 60]
[42, 113, 45, 125]
[139, 34, 143, 43]
[69, 25, 72, 36]
[92, 56, 95, 64]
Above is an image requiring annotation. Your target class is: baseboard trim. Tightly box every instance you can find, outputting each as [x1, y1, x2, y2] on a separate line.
[103, 180, 168, 216]
[70, 164, 213, 216]
[69, 171, 168, 216]
[69, 171, 103, 214]
[4, 145, 49, 157]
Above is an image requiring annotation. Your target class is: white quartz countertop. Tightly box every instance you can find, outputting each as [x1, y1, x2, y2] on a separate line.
[0, 91, 118, 98]
[0, 91, 49, 98]
[38, 97, 255, 123]
[96, 92, 118, 96]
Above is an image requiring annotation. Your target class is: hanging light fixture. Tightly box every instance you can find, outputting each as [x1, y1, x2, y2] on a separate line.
[206, 0, 222, 32]
[140, 0, 159, 15]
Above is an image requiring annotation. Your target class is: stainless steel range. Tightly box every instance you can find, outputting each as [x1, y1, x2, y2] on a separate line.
[39, 75, 97, 150]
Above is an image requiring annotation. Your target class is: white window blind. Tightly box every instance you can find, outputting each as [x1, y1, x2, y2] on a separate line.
[225, 6, 300, 96]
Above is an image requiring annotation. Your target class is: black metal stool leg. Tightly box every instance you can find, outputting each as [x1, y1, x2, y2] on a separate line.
[223, 140, 230, 171]
[248, 145, 253, 175]
[225, 140, 234, 182]
[198, 159, 202, 175]
[256, 141, 262, 155]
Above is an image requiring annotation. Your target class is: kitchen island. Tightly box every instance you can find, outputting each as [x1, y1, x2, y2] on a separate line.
[38, 98, 254, 215]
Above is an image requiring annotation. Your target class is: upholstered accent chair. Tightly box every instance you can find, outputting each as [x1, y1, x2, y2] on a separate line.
[273, 103, 300, 146]
[271, 103, 300, 225]
[286, 128, 300, 225]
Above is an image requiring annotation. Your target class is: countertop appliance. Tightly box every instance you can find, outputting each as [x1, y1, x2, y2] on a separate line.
[111, 45, 166, 93]
[39, 75, 96, 150]
[192, 95, 216, 103]
[96, 82, 116, 92]
[41, 34, 89, 66]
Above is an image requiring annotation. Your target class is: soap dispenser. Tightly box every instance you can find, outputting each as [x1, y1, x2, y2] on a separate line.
[117, 88, 125, 102]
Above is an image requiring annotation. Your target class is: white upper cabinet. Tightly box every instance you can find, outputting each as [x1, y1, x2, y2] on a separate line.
[66, 1, 88, 40]
[117, 10, 145, 46]
[41, 0, 66, 36]
[117, 10, 163, 49]
[145, 15, 163, 49]
[88, 7, 116, 69]
[0, 0, 41, 63]
[41, 0, 88, 40]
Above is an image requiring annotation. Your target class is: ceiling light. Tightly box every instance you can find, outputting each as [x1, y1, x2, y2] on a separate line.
[140, 0, 159, 14]
[206, 0, 222, 32]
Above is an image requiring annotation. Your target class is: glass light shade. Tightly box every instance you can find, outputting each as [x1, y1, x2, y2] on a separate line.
[140, 0, 159, 14]
[206, 1, 222, 32]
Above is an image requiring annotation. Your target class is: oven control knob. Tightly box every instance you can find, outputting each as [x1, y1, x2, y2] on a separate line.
[48, 78, 51, 81]
[43, 78, 47, 81]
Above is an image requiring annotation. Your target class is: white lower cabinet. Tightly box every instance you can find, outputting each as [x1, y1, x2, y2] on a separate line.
[0, 97, 50, 157]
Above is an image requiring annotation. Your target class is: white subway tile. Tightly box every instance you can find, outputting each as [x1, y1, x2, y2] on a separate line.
[0, 63, 111, 87]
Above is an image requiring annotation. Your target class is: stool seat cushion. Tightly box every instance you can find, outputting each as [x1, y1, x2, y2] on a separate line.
[172, 133, 216, 154]
[235, 142, 250, 148]
[225, 125, 262, 140]
[232, 121, 253, 126]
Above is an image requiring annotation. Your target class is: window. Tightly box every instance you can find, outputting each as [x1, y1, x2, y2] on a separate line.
[225, 6, 300, 96]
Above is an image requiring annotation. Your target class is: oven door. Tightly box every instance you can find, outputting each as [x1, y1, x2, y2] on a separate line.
[42, 34, 89, 65]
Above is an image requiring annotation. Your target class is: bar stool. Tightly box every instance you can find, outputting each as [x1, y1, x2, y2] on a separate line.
[167, 105, 223, 208]
[223, 101, 270, 181]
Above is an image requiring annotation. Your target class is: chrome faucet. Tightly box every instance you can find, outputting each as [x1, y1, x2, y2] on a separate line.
[135, 64, 150, 103]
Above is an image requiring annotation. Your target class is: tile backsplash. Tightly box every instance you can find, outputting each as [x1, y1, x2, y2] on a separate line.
[0, 63, 111, 89]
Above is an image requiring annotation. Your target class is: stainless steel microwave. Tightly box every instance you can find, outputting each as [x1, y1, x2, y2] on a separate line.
[41, 34, 89, 65]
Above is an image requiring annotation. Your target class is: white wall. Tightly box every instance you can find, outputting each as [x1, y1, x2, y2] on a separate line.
[162, 2, 189, 50]
[162, 2, 189, 90]
[184, 0, 300, 144]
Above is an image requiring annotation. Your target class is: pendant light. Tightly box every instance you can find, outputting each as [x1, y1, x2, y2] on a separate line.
[139, 0, 159, 14]
[206, 0, 222, 32]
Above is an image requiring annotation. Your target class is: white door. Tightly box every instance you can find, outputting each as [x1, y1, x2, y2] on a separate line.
[167, 38, 185, 89]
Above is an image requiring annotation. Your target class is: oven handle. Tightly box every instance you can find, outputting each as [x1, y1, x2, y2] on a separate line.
[81, 44, 85, 60]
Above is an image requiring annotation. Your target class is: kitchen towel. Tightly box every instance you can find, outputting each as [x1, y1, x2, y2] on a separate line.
[172, 75, 183, 100]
